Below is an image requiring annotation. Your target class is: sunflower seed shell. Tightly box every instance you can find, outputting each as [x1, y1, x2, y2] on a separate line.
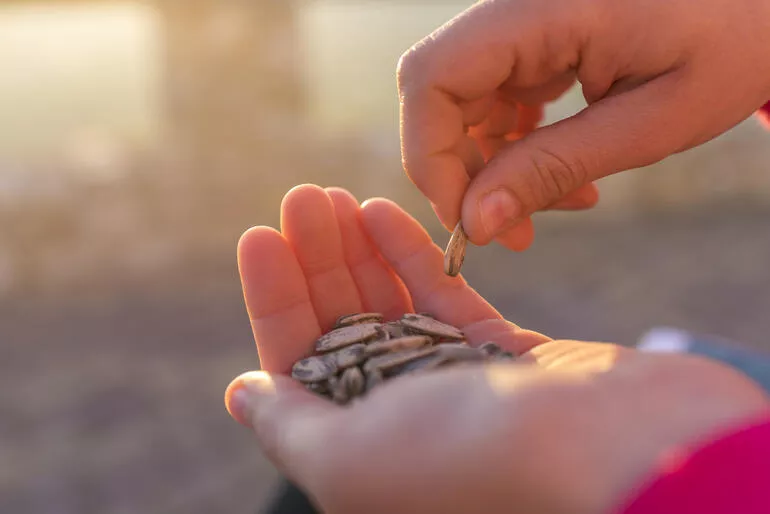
[444, 222, 467, 277]
[291, 355, 338, 383]
[335, 312, 385, 329]
[315, 322, 382, 353]
[365, 335, 433, 357]
[400, 313, 465, 340]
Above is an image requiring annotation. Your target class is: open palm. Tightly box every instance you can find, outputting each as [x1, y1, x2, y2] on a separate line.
[236, 183, 548, 376]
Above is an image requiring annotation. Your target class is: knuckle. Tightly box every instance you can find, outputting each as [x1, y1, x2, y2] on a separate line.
[396, 41, 430, 96]
[396, 47, 419, 94]
[525, 146, 588, 207]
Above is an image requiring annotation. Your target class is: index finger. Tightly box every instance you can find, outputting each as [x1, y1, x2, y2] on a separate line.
[397, 0, 583, 228]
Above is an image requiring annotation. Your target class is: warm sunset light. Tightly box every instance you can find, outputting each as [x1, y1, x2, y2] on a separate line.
[5, 2, 770, 513]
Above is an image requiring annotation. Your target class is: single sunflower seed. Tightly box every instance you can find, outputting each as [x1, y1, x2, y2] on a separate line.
[329, 343, 368, 369]
[365, 335, 433, 357]
[315, 322, 382, 353]
[444, 221, 467, 277]
[363, 346, 439, 375]
[379, 321, 408, 339]
[291, 354, 338, 383]
[400, 313, 465, 340]
[334, 312, 385, 329]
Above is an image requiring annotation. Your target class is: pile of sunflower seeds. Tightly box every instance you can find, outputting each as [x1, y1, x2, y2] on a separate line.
[292, 312, 515, 405]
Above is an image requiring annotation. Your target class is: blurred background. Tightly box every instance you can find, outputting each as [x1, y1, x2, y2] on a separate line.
[4, 0, 770, 512]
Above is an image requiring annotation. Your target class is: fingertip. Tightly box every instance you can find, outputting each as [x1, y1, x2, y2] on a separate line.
[360, 197, 425, 240]
[283, 183, 326, 201]
[360, 197, 398, 218]
[402, 153, 468, 231]
[225, 370, 273, 427]
[326, 187, 362, 221]
[360, 198, 394, 234]
[581, 183, 600, 207]
[280, 184, 331, 230]
[516, 103, 544, 133]
[325, 186, 359, 207]
[280, 182, 340, 251]
[493, 218, 535, 252]
[431, 201, 456, 232]
[237, 226, 288, 266]
[461, 318, 551, 355]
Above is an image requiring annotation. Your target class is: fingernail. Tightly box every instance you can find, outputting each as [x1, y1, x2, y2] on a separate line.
[228, 388, 252, 427]
[226, 371, 274, 427]
[479, 189, 519, 238]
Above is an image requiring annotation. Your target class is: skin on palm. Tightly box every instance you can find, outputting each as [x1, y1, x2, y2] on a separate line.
[226, 184, 770, 514]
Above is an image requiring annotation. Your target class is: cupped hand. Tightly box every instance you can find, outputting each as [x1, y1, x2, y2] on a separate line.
[397, 0, 770, 251]
[224, 185, 769, 514]
[230, 183, 546, 375]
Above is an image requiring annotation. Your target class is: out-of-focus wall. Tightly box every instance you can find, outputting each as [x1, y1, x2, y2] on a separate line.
[4, 0, 770, 300]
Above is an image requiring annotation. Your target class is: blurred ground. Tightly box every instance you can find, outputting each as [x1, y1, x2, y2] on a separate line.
[5, 1, 770, 514]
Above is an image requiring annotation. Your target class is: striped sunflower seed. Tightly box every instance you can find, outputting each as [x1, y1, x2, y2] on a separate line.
[329, 343, 368, 369]
[365, 335, 433, 357]
[400, 313, 465, 340]
[390, 352, 452, 375]
[444, 221, 467, 277]
[292, 354, 338, 383]
[435, 343, 486, 362]
[332, 366, 365, 405]
[315, 322, 382, 353]
[379, 321, 408, 339]
[363, 346, 439, 375]
[334, 312, 385, 329]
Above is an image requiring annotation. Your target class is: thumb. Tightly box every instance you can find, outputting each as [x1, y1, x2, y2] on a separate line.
[225, 371, 339, 484]
[461, 69, 705, 244]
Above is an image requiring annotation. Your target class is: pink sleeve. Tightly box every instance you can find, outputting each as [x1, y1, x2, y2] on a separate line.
[614, 417, 770, 514]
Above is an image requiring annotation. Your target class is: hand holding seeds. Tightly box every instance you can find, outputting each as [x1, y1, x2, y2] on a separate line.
[225, 185, 769, 514]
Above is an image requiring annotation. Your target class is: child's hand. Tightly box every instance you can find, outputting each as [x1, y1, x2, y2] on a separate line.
[229, 183, 546, 375]
[397, 0, 770, 250]
[223, 185, 769, 514]
[226, 186, 769, 514]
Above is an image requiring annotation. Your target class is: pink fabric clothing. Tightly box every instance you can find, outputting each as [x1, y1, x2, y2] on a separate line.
[615, 417, 770, 514]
